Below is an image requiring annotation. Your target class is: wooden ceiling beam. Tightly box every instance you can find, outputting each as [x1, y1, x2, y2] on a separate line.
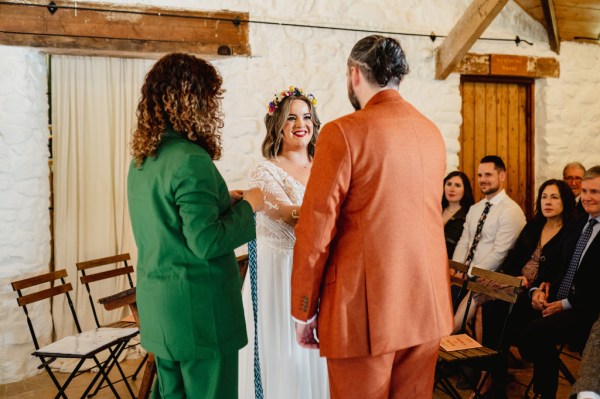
[0, 1, 250, 59]
[435, 0, 509, 80]
[541, 0, 560, 54]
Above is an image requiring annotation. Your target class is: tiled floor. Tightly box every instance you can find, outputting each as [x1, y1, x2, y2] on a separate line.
[0, 348, 580, 398]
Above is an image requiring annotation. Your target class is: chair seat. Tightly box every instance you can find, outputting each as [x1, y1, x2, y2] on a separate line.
[439, 346, 498, 362]
[34, 327, 139, 358]
[106, 320, 138, 329]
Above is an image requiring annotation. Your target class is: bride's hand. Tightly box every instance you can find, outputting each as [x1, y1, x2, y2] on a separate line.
[242, 188, 265, 212]
[229, 190, 244, 205]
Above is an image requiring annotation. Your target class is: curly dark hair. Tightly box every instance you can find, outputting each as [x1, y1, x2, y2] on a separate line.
[262, 95, 321, 159]
[348, 35, 409, 87]
[130, 53, 224, 165]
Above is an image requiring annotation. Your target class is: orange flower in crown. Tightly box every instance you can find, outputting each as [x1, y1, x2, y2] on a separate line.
[267, 86, 317, 115]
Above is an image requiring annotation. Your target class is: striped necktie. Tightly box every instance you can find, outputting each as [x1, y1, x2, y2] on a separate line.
[556, 218, 598, 300]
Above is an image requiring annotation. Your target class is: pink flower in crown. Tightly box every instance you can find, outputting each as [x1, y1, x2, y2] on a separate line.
[266, 85, 317, 115]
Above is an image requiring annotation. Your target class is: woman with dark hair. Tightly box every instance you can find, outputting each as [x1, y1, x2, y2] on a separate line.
[238, 86, 329, 399]
[442, 171, 475, 258]
[453, 179, 575, 331]
[128, 53, 264, 398]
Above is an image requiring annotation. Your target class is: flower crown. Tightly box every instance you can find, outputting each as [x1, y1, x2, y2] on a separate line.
[267, 86, 317, 116]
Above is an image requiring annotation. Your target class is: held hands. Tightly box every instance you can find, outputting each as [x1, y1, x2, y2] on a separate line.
[295, 319, 319, 349]
[531, 282, 550, 311]
[531, 282, 563, 316]
[542, 301, 564, 317]
[229, 190, 244, 205]
[241, 188, 265, 213]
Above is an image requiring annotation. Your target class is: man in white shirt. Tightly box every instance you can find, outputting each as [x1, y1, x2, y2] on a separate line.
[451, 155, 525, 397]
[563, 162, 586, 215]
[452, 155, 526, 273]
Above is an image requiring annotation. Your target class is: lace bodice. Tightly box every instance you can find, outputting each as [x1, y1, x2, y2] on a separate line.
[248, 160, 306, 250]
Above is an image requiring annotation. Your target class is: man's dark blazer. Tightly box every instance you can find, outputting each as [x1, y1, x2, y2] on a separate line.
[537, 214, 600, 347]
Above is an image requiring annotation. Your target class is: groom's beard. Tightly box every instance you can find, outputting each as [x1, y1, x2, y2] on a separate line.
[347, 82, 361, 111]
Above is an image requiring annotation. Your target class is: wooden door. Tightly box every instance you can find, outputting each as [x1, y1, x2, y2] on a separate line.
[459, 76, 534, 218]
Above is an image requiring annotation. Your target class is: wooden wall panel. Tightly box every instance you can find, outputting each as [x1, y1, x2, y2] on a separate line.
[459, 77, 534, 216]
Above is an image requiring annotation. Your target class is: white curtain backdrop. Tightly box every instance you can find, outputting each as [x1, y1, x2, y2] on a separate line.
[51, 55, 154, 338]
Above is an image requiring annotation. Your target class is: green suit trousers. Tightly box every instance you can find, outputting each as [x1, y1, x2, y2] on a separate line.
[154, 353, 238, 398]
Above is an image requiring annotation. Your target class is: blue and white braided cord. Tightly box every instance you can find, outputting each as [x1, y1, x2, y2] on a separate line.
[248, 228, 264, 399]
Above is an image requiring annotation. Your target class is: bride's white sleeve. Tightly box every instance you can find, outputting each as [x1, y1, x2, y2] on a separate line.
[248, 164, 301, 227]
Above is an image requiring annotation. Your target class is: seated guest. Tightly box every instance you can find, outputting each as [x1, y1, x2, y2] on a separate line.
[454, 180, 574, 398]
[563, 161, 586, 215]
[451, 156, 525, 314]
[518, 165, 600, 399]
[442, 171, 475, 258]
[452, 155, 525, 273]
[453, 179, 574, 333]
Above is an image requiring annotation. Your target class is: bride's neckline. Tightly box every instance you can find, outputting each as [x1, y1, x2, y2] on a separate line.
[266, 160, 307, 188]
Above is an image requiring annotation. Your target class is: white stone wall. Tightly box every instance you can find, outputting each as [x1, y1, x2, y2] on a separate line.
[0, 46, 51, 383]
[534, 42, 600, 187]
[68, 0, 558, 183]
[1, 0, 600, 383]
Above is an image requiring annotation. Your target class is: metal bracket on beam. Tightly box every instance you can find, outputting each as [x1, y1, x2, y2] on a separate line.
[47, 1, 58, 15]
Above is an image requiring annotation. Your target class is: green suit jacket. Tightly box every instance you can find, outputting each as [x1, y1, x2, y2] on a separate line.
[127, 130, 255, 361]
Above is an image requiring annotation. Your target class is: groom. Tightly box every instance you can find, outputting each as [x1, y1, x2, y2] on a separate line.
[291, 35, 453, 398]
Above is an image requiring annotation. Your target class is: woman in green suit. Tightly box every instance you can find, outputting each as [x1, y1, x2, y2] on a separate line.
[128, 53, 264, 398]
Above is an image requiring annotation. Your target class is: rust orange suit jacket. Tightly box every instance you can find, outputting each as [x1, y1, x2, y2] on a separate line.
[291, 89, 453, 359]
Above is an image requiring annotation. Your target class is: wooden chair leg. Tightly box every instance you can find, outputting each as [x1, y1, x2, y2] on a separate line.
[137, 353, 157, 399]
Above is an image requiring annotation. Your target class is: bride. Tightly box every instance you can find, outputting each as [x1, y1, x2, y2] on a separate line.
[239, 87, 330, 399]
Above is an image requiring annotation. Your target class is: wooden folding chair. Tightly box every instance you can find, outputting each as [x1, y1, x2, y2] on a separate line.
[99, 287, 157, 399]
[76, 253, 136, 329]
[11, 269, 138, 399]
[76, 253, 146, 392]
[449, 260, 470, 291]
[436, 266, 522, 399]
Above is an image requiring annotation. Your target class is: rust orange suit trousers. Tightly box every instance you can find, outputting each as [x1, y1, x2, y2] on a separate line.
[326, 338, 439, 399]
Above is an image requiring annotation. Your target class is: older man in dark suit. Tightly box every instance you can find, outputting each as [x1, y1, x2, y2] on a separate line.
[563, 162, 586, 215]
[518, 165, 600, 399]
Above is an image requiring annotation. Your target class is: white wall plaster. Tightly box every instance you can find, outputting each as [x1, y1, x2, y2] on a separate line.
[0, 46, 51, 383]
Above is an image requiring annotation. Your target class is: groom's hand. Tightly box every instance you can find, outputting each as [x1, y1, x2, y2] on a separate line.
[295, 319, 319, 349]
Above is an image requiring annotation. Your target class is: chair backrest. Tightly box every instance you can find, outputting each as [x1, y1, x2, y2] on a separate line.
[11, 269, 81, 349]
[467, 267, 522, 304]
[448, 259, 470, 287]
[76, 253, 134, 328]
[459, 266, 523, 349]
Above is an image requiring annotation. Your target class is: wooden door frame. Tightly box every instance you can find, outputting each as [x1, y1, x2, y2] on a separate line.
[460, 75, 535, 218]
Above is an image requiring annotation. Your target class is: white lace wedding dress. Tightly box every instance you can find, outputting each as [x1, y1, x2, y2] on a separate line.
[238, 160, 329, 399]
